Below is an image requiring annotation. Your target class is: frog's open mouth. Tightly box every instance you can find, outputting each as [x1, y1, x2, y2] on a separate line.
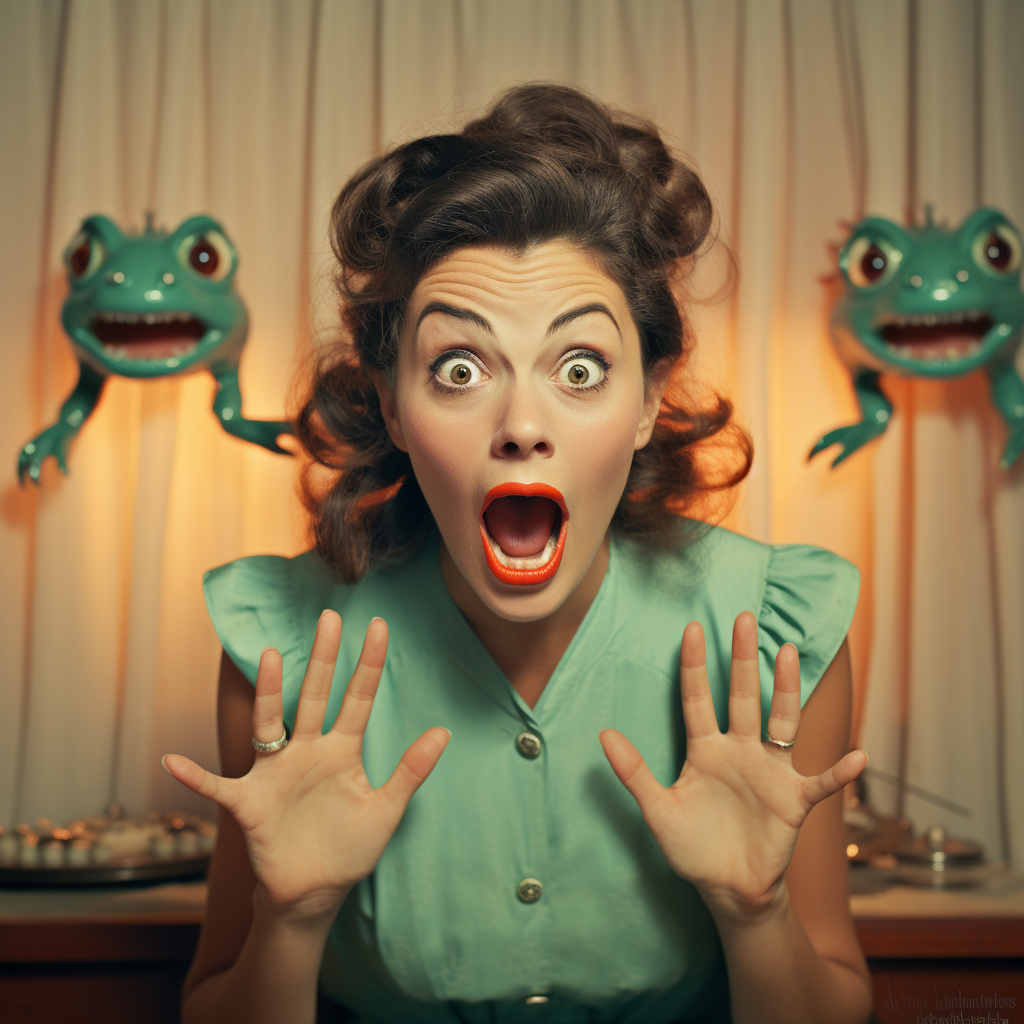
[92, 311, 207, 361]
[877, 309, 994, 361]
[480, 483, 568, 586]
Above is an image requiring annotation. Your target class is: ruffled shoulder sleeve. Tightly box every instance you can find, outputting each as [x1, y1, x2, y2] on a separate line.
[203, 552, 337, 723]
[757, 545, 860, 710]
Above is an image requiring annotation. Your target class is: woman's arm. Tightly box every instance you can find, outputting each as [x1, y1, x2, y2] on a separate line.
[180, 651, 344, 1024]
[706, 640, 872, 1024]
[600, 616, 872, 1024]
[167, 615, 450, 1024]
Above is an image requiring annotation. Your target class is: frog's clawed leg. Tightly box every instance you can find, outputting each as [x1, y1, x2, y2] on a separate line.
[809, 371, 892, 468]
[987, 361, 1024, 470]
[211, 368, 293, 455]
[17, 365, 105, 484]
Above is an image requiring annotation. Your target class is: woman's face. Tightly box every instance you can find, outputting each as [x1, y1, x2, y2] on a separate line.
[378, 240, 666, 622]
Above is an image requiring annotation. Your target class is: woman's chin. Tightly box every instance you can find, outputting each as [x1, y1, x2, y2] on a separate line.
[439, 534, 599, 624]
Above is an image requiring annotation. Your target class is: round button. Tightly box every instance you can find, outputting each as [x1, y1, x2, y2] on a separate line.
[515, 731, 542, 759]
[516, 878, 543, 903]
[525, 995, 549, 1005]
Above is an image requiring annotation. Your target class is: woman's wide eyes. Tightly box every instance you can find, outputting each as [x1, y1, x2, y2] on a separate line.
[432, 351, 608, 390]
[555, 354, 606, 389]
[435, 355, 488, 387]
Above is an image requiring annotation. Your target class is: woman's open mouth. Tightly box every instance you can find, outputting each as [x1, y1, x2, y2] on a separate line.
[479, 483, 568, 586]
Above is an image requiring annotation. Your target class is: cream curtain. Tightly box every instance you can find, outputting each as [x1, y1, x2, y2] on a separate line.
[2, 0, 1022, 867]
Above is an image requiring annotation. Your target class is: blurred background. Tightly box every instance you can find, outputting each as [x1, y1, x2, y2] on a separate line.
[1, 0, 1022, 869]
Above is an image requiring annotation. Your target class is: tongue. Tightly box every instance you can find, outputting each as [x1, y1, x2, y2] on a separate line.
[483, 496, 559, 557]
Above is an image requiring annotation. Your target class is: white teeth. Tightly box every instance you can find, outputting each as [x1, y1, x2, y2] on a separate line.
[486, 530, 558, 570]
[946, 347, 960, 359]
[96, 310, 197, 325]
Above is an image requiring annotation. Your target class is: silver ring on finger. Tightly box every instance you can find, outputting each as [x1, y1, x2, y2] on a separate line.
[765, 732, 796, 749]
[252, 724, 290, 753]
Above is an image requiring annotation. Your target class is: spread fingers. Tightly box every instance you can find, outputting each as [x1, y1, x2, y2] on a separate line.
[727, 612, 762, 738]
[252, 646, 286, 748]
[331, 617, 388, 743]
[680, 622, 720, 741]
[292, 610, 342, 737]
[162, 754, 241, 814]
[765, 643, 801, 748]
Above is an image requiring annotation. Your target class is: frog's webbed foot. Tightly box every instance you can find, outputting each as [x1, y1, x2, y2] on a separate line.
[809, 415, 889, 468]
[999, 427, 1024, 470]
[17, 423, 75, 484]
[987, 362, 1024, 470]
[810, 370, 891, 467]
[211, 369, 293, 455]
[216, 410, 294, 455]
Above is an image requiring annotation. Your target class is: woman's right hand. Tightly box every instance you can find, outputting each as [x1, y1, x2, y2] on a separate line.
[163, 611, 450, 922]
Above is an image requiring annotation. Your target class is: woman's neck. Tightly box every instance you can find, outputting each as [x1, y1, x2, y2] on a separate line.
[439, 535, 610, 709]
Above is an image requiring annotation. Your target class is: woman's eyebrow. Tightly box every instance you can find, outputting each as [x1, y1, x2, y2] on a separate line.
[547, 303, 620, 336]
[415, 302, 493, 334]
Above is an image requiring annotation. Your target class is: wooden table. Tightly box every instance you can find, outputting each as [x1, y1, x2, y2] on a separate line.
[1, 872, 1022, 1023]
[851, 866, 1024, 1023]
[0, 882, 205, 1024]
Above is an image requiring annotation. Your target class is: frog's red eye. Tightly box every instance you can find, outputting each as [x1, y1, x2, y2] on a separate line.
[64, 231, 105, 279]
[69, 243, 92, 276]
[972, 223, 1022, 276]
[984, 233, 1011, 269]
[178, 229, 233, 281]
[844, 236, 900, 288]
[861, 245, 887, 281]
[190, 238, 218, 275]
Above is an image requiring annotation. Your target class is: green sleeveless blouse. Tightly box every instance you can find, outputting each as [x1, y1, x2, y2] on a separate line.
[203, 523, 858, 1024]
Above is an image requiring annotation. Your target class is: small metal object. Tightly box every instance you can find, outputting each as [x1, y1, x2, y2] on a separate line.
[765, 733, 796, 749]
[252, 726, 289, 753]
[516, 878, 543, 903]
[515, 731, 542, 759]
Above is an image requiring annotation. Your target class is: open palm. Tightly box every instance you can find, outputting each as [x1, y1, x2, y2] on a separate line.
[164, 612, 450, 918]
[600, 612, 865, 915]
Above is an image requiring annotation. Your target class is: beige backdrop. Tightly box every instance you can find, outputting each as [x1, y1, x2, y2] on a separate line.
[2, 0, 1022, 867]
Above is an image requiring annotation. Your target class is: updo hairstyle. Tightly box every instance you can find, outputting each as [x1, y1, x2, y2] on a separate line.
[297, 83, 752, 583]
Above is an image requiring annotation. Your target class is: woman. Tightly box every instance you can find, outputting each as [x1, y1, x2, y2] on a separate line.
[165, 84, 873, 1024]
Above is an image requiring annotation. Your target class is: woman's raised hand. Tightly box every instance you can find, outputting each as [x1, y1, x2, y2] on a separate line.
[599, 611, 866, 920]
[163, 612, 450, 920]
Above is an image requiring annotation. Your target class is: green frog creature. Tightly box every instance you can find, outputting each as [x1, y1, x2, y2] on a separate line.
[810, 207, 1024, 469]
[17, 213, 292, 483]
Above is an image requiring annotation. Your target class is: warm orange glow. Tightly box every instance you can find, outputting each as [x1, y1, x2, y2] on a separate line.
[846, 844, 859, 858]
[52, 828, 72, 841]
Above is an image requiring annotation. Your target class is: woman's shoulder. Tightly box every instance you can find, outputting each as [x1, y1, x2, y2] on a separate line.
[610, 521, 859, 705]
[202, 542, 435, 688]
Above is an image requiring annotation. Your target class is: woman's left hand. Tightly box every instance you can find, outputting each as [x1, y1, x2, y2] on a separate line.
[599, 611, 867, 921]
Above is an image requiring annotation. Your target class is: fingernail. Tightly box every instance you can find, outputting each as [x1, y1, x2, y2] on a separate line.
[260, 645, 274, 658]
[442, 728, 451, 738]
[161, 754, 171, 774]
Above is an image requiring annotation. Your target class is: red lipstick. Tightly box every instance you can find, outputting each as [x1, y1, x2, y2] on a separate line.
[479, 482, 569, 586]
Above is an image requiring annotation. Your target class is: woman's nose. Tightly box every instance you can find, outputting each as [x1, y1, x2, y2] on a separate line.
[490, 388, 552, 459]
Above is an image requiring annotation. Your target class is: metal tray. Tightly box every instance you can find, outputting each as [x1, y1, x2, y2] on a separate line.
[0, 854, 209, 888]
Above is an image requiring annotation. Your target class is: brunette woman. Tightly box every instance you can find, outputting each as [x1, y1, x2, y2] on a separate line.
[166, 84, 873, 1024]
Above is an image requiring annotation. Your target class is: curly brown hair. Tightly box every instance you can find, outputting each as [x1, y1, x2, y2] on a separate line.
[297, 84, 752, 583]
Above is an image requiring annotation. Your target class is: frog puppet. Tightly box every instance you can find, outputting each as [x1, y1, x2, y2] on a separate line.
[810, 207, 1024, 469]
[17, 214, 292, 483]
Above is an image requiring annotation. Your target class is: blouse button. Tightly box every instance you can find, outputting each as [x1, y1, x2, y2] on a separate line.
[515, 731, 542, 759]
[525, 995, 549, 1004]
[516, 878, 543, 903]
